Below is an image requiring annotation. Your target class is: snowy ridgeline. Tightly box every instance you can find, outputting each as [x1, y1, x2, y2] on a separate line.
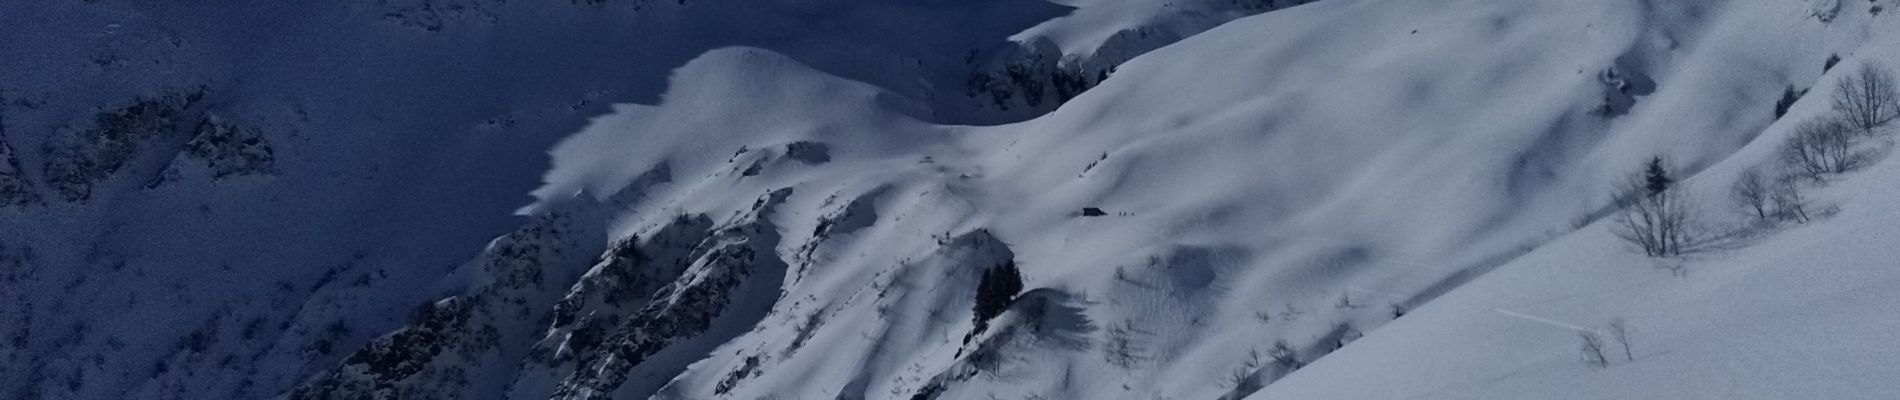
[0, 0, 1283, 399]
[8, 0, 1900, 399]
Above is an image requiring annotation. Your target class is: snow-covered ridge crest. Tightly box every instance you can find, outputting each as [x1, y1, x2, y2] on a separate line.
[10, 0, 1900, 397]
[487, 0, 1900, 397]
[0, 0, 1308, 397]
[528, 48, 942, 212]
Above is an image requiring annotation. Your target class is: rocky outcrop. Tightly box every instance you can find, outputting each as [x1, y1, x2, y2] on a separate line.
[0, 130, 34, 208]
[40, 92, 205, 202]
[296, 185, 803, 400]
[961, 47, 1110, 121]
[177, 116, 278, 180]
[545, 188, 794, 400]
[952, 0, 1312, 123]
[290, 208, 605, 400]
[375, 0, 507, 31]
[505, 214, 714, 400]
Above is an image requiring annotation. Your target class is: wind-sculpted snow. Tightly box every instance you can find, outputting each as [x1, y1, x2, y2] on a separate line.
[0, 0, 1252, 397]
[11, 0, 1900, 398]
[493, 0, 1900, 397]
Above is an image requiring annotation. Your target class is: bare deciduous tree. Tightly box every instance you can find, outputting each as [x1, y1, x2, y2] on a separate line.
[1612, 157, 1698, 257]
[1771, 173, 1811, 223]
[1832, 62, 1900, 135]
[1268, 340, 1302, 371]
[1578, 319, 1633, 369]
[1223, 348, 1264, 393]
[1730, 169, 1772, 222]
[1781, 117, 1864, 178]
[1607, 318, 1633, 363]
[1578, 330, 1609, 369]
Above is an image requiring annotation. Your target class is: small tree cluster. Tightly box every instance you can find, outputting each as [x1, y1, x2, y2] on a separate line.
[1781, 117, 1866, 177]
[1268, 340, 1303, 371]
[1731, 62, 1896, 225]
[971, 260, 1023, 334]
[1612, 157, 1698, 257]
[1774, 85, 1808, 119]
[1222, 348, 1264, 393]
[1830, 63, 1900, 135]
[1577, 319, 1635, 369]
[1729, 168, 1810, 224]
[1782, 62, 1899, 180]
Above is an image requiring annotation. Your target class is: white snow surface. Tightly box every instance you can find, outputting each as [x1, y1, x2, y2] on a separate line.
[6, 0, 1900, 398]
[532, 0, 1900, 398]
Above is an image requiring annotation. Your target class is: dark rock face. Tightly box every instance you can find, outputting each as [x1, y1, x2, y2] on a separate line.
[507, 214, 714, 400]
[0, 132, 34, 208]
[785, 141, 831, 165]
[40, 93, 203, 202]
[297, 186, 800, 400]
[27, 90, 280, 200]
[338, 296, 478, 394]
[792, 186, 885, 283]
[375, 0, 507, 31]
[548, 188, 792, 400]
[963, 52, 1107, 119]
[179, 116, 277, 180]
[547, 234, 760, 399]
[291, 209, 603, 400]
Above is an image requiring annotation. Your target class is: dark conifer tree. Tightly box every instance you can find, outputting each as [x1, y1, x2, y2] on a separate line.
[1643, 157, 1673, 196]
[971, 260, 1023, 332]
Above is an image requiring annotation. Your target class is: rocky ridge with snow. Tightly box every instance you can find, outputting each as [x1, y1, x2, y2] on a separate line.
[6, 0, 1900, 399]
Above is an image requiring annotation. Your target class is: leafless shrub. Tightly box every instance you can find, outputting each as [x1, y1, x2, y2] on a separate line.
[1612, 157, 1699, 257]
[782, 311, 826, 358]
[1656, 259, 1688, 279]
[1608, 318, 1634, 363]
[1102, 320, 1151, 369]
[1730, 169, 1773, 222]
[1223, 349, 1263, 393]
[1268, 340, 1302, 371]
[1781, 117, 1866, 178]
[1578, 330, 1609, 369]
[1578, 319, 1635, 369]
[1770, 173, 1811, 223]
[1832, 62, 1900, 135]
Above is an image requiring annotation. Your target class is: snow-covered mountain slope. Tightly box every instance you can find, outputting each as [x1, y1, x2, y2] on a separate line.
[322, 0, 1888, 398]
[0, 0, 1268, 399]
[1257, 128, 1900, 400]
[1254, 4, 1900, 397]
[8, 0, 1900, 399]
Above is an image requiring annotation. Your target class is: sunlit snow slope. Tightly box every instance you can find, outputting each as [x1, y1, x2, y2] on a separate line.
[6, 0, 1900, 399]
[0, 0, 1287, 399]
[474, 0, 1900, 398]
[1255, 1, 1900, 398]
